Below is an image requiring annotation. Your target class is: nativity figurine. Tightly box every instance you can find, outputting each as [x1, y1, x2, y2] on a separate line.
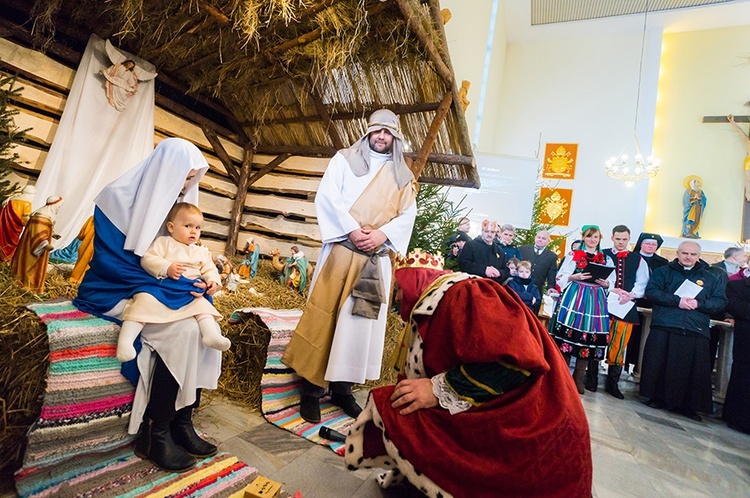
[101, 39, 157, 111]
[271, 246, 313, 294]
[238, 237, 260, 278]
[0, 185, 35, 261]
[11, 195, 63, 293]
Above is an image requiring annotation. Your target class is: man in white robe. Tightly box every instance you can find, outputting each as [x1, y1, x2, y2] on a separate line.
[282, 109, 418, 423]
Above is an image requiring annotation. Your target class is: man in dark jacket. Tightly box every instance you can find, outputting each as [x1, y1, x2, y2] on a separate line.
[458, 219, 510, 284]
[519, 229, 558, 294]
[640, 240, 728, 421]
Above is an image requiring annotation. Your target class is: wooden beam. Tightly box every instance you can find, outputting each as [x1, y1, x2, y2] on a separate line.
[703, 116, 750, 123]
[247, 153, 292, 187]
[428, 0, 477, 185]
[412, 91, 452, 179]
[226, 144, 253, 256]
[154, 93, 238, 141]
[394, 0, 453, 86]
[202, 125, 240, 183]
[244, 100, 444, 126]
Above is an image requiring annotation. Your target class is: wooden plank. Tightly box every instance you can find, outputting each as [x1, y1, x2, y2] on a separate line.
[0, 37, 75, 92]
[200, 124, 240, 183]
[154, 107, 244, 162]
[260, 154, 329, 176]
[412, 91, 453, 178]
[226, 145, 254, 255]
[1, 70, 67, 114]
[245, 192, 317, 219]
[11, 143, 47, 173]
[200, 171, 320, 197]
[11, 106, 57, 146]
[240, 213, 320, 241]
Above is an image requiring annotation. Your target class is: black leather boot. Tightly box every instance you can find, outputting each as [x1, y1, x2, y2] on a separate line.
[605, 365, 625, 399]
[171, 407, 218, 457]
[135, 418, 196, 472]
[572, 358, 588, 395]
[330, 392, 363, 419]
[584, 359, 599, 392]
[300, 395, 321, 423]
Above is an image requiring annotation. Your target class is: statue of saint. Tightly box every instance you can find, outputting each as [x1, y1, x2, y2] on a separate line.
[681, 176, 706, 239]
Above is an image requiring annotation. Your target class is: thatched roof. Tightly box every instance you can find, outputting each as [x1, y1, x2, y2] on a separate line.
[6, 0, 479, 187]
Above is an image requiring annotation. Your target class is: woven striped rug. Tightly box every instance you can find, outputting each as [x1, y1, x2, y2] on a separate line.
[15, 300, 258, 497]
[242, 307, 356, 456]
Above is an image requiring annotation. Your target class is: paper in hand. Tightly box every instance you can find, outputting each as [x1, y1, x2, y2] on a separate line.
[673, 279, 703, 299]
[607, 292, 635, 319]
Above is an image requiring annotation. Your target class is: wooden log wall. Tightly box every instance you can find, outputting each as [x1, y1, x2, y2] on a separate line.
[0, 36, 327, 261]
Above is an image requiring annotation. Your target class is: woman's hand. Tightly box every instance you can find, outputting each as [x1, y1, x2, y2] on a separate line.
[595, 278, 610, 288]
[568, 272, 590, 281]
[191, 279, 219, 298]
[390, 378, 438, 415]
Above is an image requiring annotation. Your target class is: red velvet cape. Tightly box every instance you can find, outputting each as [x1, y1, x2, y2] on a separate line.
[369, 277, 592, 497]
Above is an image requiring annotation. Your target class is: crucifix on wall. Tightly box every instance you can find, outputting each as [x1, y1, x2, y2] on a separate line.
[702, 111, 750, 238]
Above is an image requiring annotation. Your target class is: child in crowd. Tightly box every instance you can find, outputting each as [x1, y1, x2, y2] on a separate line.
[116, 202, 231, 362]
[507, 260, 542, 314]
[507, 257, 520, 277]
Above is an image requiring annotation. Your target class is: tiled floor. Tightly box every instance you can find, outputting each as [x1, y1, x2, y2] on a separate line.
[193, 378, 750, 498]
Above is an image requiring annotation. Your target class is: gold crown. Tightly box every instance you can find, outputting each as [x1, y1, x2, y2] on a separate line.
[393, 249, 444, 272]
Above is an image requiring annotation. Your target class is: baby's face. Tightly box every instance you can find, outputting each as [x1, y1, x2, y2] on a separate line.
[168, 210, 203, 245]
[518, 266, 531, 279]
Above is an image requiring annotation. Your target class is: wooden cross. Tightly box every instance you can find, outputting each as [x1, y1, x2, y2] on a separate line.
[702, 110, 750, 239]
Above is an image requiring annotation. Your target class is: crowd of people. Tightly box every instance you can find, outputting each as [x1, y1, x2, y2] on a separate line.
[10, 107, 746, 495]
[450, 218, 749, 429]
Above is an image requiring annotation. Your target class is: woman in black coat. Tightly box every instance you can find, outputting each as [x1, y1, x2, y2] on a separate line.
[724, 277, 750, 433]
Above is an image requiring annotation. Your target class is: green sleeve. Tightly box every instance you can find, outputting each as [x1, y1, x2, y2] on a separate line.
[444, 361, 530, 406]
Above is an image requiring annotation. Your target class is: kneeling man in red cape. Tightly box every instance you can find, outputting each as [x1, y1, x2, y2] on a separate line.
[344, 249, 593, 497]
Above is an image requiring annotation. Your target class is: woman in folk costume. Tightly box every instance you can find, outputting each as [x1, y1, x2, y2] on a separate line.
[74, 138, 221, 473]
[282, 109, 417, 423]
[550, 225, 616, 394]
[345, 250, 592, 498]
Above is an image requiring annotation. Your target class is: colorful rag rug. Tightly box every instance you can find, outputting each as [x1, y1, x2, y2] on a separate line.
[15, 300, 257, 497]
[239, 307, 356, 456]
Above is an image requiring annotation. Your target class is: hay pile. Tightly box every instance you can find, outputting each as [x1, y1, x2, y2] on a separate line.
[0, 258, 404, 478]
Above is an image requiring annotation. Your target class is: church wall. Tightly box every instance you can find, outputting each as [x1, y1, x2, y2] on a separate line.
[486, 31, 660, 248]
[647, 24, 750, 253]
[0, 36, 324, 261]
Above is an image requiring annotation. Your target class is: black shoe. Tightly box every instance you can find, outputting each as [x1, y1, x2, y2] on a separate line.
[171, 407, 218, 458]
[683, 409, 702, 422]
[645, 398, 664, 409]
[300, 395, 321, 423]
[330, 393, 363, 419]
[135, 418, 196, 472]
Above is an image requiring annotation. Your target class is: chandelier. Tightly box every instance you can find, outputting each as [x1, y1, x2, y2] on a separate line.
[605, 0, 660, 187]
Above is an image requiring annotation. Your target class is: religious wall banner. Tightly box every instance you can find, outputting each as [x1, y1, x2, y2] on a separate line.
[549, 235, 567, 260]
[538, 187, 572, 226]
[542, 143, 578, 179]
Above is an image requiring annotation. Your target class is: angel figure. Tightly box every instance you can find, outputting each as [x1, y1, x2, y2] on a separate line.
[101, 39, 157, 111]
[728, 115, 750, 201]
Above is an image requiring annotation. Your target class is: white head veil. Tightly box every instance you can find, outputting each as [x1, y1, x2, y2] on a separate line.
[95, 137, 209, 256]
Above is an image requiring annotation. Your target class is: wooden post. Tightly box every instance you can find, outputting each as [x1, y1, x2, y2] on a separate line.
[394, 0, 453, 86]
[201, 125, 241, 183]
[412, 91, 453, 179]
[226, 144, 254, 256]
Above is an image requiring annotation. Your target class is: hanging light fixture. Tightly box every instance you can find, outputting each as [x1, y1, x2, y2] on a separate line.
[605, 0, 661, 187]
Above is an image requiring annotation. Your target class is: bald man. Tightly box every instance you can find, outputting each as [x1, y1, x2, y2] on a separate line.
[640, 241, 727, 421]
[519, 230, 558, 294]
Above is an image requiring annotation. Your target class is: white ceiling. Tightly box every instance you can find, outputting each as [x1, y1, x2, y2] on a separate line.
[530, 0, 735, 25]
[504, 0, 750, 42]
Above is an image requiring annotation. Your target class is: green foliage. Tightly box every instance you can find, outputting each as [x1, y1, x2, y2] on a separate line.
[408, 184, 468, 256]
[0, 75, 27, 204]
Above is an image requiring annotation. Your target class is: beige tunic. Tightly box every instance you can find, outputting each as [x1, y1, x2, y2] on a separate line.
[122, 236, 222, 323]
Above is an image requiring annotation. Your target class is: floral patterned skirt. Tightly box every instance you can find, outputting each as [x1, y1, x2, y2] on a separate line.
[550, 281, 610, 359]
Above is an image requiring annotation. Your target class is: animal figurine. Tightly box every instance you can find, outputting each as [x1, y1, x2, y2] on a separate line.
[270, 246, 314, 293]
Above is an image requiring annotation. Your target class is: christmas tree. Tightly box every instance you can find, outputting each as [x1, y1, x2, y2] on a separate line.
[0, 75, 27, 203]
